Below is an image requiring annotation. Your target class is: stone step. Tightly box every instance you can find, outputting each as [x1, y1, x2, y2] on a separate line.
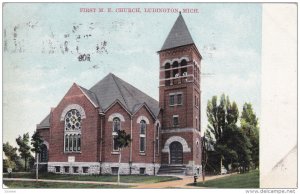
[157, 165, 187, 175]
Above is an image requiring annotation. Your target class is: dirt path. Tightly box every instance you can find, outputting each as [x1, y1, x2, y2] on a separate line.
[133, 174, 234, 189]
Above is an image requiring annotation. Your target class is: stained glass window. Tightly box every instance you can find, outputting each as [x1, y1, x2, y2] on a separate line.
[64, 109, 82, 152]
[65, 109, 81, 130]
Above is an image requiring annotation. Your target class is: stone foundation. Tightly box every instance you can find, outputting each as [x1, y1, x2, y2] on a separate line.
[48, 162, 160, 175]
[101, 162, 160, 175]
[48, 162, 100, 175]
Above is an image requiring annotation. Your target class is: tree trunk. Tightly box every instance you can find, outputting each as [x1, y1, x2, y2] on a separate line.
[24, 156, 27, 171]
[117, 151, 122, 185]
[220, 155, 222, 174]
[202, 166, 205, 184]
[36, 153, 39, 181]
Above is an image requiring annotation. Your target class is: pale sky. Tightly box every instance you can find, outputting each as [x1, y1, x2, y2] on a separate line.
[3, 3, 261, 147]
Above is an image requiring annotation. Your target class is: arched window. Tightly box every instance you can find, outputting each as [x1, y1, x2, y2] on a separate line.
[113, 117, 120, 132]
[165, 63, 171, 69]
[112, 117, 121, 151]
[181, 60, 188, 77]
[64, 109, 82, 152]
[39, 144, 48, 162]
[172, 61, 179, 68]
[180, 59, 187, 67]
[140, 120, 146, 152]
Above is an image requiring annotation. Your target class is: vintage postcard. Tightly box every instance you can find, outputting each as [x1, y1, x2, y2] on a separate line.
[2, 2, 297, 192]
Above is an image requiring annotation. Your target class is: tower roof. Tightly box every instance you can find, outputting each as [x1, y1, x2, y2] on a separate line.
[160, 13, 195, 51]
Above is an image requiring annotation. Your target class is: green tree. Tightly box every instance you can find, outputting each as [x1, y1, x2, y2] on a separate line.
[206, 94, 252, 173]
[3, 142, 23, 171]
[241, 103, 259, 169]
[115, 130, 131, 184]
[201, 133, 209, 183]
[31, 131, 44, 180]
[16, 133, 32, 171]
[3, 159, 16, 172]
[206, 94, 237, 173]
[223, 124, 252, 172]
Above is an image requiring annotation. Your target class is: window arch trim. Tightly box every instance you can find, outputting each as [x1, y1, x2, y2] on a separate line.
[162, 57, 190, 67]
[136, 115, 150, 124]
[108, 113, 125, 122]
[60, 104, 86, 121]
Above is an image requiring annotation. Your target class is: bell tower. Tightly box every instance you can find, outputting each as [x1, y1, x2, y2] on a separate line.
[158, 13, 202, 175]
[158, 13, 202, 131]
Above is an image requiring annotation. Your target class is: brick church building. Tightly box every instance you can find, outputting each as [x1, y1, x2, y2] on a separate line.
[37, 13, 202, 176]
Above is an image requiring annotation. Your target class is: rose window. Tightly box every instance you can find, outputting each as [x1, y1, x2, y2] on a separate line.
[65, 109, 81, 130]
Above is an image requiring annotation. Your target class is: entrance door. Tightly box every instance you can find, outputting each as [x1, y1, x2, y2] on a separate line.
[170, 141, 183, 164]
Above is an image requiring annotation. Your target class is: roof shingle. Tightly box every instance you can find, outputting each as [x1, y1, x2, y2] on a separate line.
[90, 73, 160, 116]
[37, 114, 50, 129]
[160, 13, 194, 51]
[37, 73, 160, 129]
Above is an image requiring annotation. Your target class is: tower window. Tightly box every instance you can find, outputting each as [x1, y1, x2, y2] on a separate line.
[173, 69, 179, 77]
[177, 94, 182, 105]
[169, 95, 175, 106]
[172, 61, 179, 68]
[173, 115, 179, 127]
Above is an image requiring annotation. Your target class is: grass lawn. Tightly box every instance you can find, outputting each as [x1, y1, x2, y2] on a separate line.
[189, 170, 259, 188]
[3, 172, 180, 184]
[3, 180, 130, 189]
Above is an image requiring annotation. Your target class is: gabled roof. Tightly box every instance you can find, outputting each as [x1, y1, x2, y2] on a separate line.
[37, 114, 50, 129]
[160, 13, 195, 51]
[37, 73, 160, 129]
[78, 85, 100, 109]
[90, 73, 160, 116]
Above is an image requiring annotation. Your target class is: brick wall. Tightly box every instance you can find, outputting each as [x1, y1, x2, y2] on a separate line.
[101, 103, 157, 164]
[48, 83, 100, 162]
[131, 106, 156, 163]
[101, 102, 131, 163]
[158, 44, 201, 131]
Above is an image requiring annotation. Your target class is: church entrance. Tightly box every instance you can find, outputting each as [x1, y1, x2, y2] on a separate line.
[170, 141, 183, 164]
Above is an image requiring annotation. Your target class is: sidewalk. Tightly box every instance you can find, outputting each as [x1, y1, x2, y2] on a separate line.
[3, 173, 234, 189]
[133, 173, 234, 189]
[3, 178, 140, 186]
